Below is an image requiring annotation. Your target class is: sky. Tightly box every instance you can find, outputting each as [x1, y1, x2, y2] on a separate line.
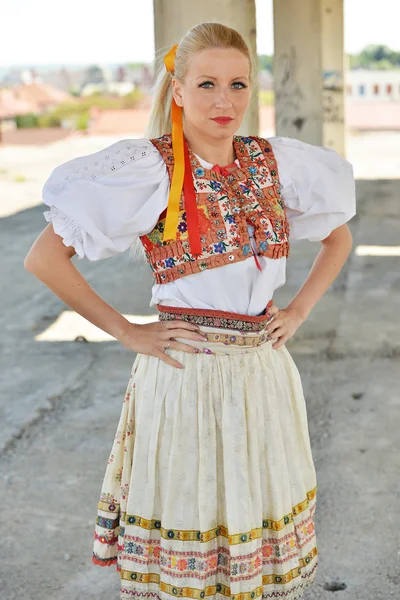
[1, 0, 399, 67]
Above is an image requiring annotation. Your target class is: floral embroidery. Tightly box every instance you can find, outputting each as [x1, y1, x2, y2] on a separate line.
[158, 302, 273, 333]
[213, 242, 226, 253]
[141, 134, 290, 284]
[120, 537, 316, 576]
[209, 180, 223, 192]
[177, 220, 187, 234]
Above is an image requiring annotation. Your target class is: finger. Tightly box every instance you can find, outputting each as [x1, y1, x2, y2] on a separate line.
[168, 328, 208, 341]
[272, 334, 288, 349]
[268, 325, 285, 340]
[167, 339, 201, 354]
[266, 319, 283, 334]
[161, 319, 200, 332]
[269, 304, 280, 316]
[154, 350, 184, 369]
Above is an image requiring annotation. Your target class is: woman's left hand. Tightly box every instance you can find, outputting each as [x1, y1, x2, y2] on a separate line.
[265, 305, 305, 349]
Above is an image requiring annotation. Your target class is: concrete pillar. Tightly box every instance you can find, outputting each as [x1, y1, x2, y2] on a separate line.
[273, 0, 346, 156]
[321, 0, 346, 155]
[153, 0, 259, 136]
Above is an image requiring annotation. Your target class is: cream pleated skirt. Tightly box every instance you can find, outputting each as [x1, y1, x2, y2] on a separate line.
[92, 303, 318, 600]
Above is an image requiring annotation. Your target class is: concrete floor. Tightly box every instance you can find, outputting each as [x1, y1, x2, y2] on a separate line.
[0, 134, 399, 600]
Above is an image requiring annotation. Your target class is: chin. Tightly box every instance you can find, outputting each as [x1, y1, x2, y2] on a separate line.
[208, 124, 236, 138]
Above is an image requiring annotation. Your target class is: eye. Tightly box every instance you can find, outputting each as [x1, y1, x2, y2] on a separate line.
[198, 81, 214, 89]
[198, 81, 248, 89]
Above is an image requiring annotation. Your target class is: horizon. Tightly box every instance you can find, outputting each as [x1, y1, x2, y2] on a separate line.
[3, 44, 400, 76]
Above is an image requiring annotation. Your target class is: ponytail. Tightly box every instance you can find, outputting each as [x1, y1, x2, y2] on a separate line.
[144, 46, 175, 139]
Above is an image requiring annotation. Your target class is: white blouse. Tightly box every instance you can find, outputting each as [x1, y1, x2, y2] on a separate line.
[42, 136, 356, 316]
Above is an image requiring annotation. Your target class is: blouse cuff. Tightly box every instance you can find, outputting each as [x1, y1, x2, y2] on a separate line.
[43, 206, 85, 259]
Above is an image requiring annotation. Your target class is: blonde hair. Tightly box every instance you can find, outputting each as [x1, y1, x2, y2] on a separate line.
[144, 21, 257, 140]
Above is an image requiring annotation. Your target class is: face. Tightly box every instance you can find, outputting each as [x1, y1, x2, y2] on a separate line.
[171, 48, 251, 140]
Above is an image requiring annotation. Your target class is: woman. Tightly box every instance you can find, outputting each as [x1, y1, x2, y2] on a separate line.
[24, 22, 356, 600]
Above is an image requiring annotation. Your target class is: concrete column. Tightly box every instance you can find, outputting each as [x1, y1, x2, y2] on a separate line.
[273, 0, 345, 156]
[153, 0, 259, 136]
[321, 0, 346, 155]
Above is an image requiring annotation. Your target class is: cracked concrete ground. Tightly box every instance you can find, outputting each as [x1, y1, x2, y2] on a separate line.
[0, 134, 399, 600]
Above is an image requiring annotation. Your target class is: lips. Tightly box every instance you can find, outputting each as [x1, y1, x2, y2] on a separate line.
[211, 117, 233, 124]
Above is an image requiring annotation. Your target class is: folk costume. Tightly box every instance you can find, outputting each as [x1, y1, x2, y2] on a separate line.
[41, 45, 356, 600]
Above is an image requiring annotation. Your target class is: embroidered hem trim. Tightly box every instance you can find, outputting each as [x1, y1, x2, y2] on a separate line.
[157, 300, 274, 333]
[92, 555, 117, 567]
[118, 550, 318, 589]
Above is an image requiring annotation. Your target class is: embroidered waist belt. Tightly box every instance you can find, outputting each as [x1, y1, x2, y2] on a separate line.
[157, 300, 274, 333]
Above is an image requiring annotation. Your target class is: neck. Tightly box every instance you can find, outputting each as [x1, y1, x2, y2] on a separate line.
[183, 126, 236, 167]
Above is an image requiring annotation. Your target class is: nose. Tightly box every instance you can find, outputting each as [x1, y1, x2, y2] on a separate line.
[214, 88, 233, 109]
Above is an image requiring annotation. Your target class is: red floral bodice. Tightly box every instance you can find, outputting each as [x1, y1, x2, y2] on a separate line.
[139, 134, 290, 284]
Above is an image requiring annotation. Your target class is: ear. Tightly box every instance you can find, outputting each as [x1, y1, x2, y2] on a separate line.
[171, 78, 184, 107]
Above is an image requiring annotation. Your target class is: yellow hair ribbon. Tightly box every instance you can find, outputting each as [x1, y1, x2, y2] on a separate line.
[163, 44, 184, 242]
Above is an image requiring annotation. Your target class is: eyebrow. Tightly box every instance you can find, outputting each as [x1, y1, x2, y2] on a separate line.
[196, 75, 249, 80]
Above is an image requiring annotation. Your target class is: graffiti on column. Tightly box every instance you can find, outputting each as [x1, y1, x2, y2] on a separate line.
[323, 71, 344, 123]
[275, 46, 306, 132]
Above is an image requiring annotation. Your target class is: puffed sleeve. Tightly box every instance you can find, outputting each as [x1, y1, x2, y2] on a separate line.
[42, 138, 169, 260]
[268, 136, 356, 242]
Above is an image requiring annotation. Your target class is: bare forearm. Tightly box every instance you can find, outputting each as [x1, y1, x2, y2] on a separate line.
[287, 224, 353, 321]
[25, 253, 130, 342]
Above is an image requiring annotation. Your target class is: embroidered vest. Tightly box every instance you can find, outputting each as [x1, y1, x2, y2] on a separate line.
[139, 134, 290, 284]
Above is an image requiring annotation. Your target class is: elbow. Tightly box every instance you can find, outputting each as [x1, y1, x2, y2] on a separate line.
[24, 244, 52, 275]
[322, 223, 353, 250]
[24, 227, 76, 274]
[24, 251, 41, 274]
[24, 249, 34, 272]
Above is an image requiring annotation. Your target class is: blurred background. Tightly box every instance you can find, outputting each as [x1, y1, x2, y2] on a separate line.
[0, 1, 399, 600]
[1, 0, 400, 177]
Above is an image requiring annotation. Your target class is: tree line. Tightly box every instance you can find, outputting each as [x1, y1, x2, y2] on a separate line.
[258, 45, 400, 71]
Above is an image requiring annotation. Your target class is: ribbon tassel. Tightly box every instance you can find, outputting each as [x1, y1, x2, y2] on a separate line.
[183, 137, 202, 255]
[163, 99, 184, 242]
[162, 61, 202, 254]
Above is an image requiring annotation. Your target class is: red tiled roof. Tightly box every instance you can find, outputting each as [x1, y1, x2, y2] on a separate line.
[0, 88, 38, 118]
[15, 82, 74, 106]
[0, 83, 76, 118]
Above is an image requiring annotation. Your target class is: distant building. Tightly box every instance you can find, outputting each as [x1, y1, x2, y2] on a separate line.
[81, 81, 136, 97]
[346, 69, 400, 101]
[41, 67, 81, 95]
[80, 64, 136, 96]
[0, 68, 42, 87]
[124, 64, 155, 94]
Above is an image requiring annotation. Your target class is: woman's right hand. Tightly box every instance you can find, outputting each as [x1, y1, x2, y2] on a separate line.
[117, 320, 208, 369]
